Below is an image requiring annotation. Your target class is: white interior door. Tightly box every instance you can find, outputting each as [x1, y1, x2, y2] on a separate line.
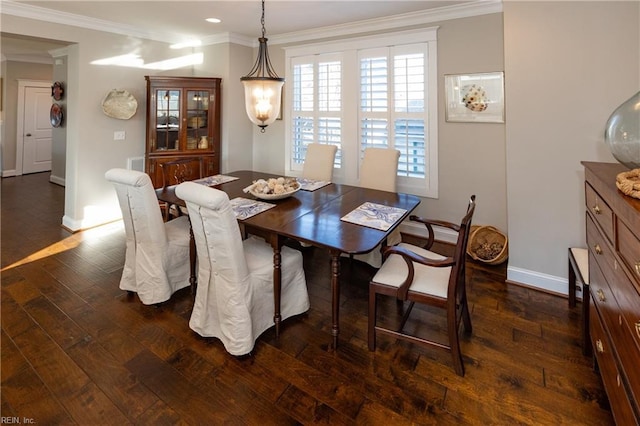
[22, 86, 52, 174]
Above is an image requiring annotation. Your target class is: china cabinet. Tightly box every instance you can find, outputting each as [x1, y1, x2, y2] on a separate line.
[144, 76, 221, 188]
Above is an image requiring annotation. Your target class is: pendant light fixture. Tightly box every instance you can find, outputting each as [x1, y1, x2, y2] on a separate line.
[240, 0, 284, 132]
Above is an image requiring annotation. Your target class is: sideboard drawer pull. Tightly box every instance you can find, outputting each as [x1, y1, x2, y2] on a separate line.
[596, 339, 604, 353]
[635, 261, 640, 277]
[593, 244, 603, 255]
[593, 204, 601, 215]
[597, 289, 606, 302]
[636, 321, 640, 339]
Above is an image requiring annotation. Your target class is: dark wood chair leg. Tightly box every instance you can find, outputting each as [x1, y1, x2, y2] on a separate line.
[461, 290, 472, 333]
[568, 248, 577, 308]
[582, 284, 592, 357]
[449, 313, 465, 377]
[368, 288, 377, 351]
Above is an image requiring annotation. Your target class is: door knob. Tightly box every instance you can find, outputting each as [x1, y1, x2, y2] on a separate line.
[26, 133, 32, 137]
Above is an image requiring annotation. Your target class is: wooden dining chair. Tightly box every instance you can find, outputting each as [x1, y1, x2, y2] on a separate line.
[352, 147, 402, 267]
[105, 168, 191, 305]
[368, 195, 476, 376]
[159, 157, 204, 220]
[174, 181, 310, 356]
[302, 143, 338, 182]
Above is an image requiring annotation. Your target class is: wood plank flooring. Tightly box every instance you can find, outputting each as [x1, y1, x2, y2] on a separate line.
[1, 172, 614, 425]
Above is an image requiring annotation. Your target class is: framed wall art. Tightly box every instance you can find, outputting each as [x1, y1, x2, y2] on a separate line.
[445, 72, 504, 123]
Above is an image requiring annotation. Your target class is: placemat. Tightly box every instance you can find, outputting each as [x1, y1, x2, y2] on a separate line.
[230, 197, 276, 220]
[340, 202, 407, 231]
[298, 178, 331, 191]
[194, 174, 239, 186]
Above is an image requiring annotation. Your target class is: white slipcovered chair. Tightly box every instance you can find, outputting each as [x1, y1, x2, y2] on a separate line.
[174, 181, 310, 356]
[105, 168, 191, 305]
[359, 147, 400, 192]
[302, 143, 338, 182]
[353, 147, 402, 268]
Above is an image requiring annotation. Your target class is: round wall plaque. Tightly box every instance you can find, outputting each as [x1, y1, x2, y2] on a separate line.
[101, 89, 138, 120]
[50, 103, 64, 128]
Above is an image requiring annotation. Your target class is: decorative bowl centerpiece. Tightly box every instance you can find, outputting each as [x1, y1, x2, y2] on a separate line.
[245, 177, 300, 200]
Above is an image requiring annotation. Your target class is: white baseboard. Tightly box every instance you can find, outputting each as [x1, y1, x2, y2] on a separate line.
[399, 221, 458, 244]
[507, 265, 571, 297]
[402, 221, 576, 299]
[49, 174, 65, 186]
[2, 169, 17, 177]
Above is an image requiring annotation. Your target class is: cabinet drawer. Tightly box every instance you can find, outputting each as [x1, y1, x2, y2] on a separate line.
[618, 218, 640, 285]
[592, 253, 640, 410]
[585, 182, 614, 243]
[589, 252, 618, 335]
[590, 302, 638, 425]
[608, 254, 640, 354]
[586, 213, 616, 284]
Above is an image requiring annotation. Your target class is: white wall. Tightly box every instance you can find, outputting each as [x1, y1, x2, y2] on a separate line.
[1, 14, 252, 230]
[504, 1, 640, 294]
[3, 2, 637, 295]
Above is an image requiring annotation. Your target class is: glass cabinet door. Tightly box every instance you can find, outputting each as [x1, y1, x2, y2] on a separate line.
[154, 89, 180, 151]
[186, 90, 210, 151]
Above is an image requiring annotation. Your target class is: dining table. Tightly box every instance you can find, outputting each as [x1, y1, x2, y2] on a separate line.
[156, 170, 421, 350]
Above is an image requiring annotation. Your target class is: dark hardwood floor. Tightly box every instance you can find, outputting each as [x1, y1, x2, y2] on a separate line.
[1, 172, 614, 425]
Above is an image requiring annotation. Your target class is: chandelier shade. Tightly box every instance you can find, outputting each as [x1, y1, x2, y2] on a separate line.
[241, 1, 284, 132]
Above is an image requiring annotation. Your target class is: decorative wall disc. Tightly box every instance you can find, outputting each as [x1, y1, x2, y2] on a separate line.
[101, 89, 138, 120]
[50, 103, 64, 128]
[51, 81, 64, 101]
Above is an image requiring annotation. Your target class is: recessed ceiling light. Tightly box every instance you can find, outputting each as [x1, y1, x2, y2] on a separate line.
[206, 18, 221, 24]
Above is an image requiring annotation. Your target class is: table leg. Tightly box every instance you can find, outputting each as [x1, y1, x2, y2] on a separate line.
[268, 234, 283, 337]
[329, 250, 341, 350]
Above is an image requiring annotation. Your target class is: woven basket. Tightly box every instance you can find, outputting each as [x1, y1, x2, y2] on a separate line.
[467, 225, 508, 265]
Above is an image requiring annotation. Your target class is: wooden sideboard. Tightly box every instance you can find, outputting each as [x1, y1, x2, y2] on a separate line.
[583, 161, 640, 424]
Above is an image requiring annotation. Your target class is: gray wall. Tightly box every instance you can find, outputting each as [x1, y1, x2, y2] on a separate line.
[1, 1, 638, 296]
[503, 1, 639, 293]
[50, 50, 67, 186]
[260, 13, 507, 233]
[1, 15, 254, 231]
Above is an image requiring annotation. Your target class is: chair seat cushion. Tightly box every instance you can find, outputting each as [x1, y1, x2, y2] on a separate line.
[372, 242, 451, 299]
[569, 247, 589, 284]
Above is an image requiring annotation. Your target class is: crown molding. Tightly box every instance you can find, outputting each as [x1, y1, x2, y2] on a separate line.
[1, 0, 502, 48]
[2, 53, 53, 64]
[1, 0, 173, 43]
[49, 47, 70, 58]
[269, 0, 503, 45]
[201, 33, 255, 48]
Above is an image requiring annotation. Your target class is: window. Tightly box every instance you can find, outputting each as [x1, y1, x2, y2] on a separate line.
[285, 28, 438, 197]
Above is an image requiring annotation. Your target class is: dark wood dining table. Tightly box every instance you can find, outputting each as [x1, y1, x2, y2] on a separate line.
[157, 170, 421, 349]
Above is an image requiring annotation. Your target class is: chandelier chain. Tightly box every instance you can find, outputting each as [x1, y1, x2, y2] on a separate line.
[261, 0, 266, 38]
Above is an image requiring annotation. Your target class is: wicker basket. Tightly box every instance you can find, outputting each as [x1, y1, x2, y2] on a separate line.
[467, 225, 508, 265]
